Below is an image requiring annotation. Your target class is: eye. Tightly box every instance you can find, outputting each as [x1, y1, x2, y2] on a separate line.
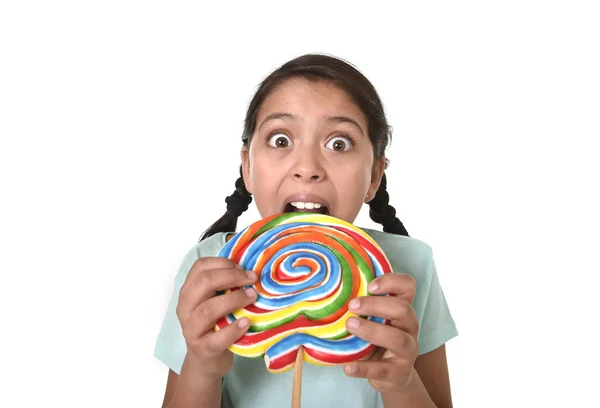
[325, 136, 354, 152]
[267, 132, 293, 148]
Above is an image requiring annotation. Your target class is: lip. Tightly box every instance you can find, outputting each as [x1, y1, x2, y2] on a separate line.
[281, 193, 331, 212]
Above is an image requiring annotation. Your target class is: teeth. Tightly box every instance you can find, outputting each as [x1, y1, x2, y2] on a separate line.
[290, 201, 323, 210]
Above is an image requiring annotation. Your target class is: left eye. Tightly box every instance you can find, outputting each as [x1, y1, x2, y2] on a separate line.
[325, 136, 353, 152]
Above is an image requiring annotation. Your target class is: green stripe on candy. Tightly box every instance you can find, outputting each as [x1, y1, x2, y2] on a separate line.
[329, 235, 375, 320]
[255, 212, 298, 237]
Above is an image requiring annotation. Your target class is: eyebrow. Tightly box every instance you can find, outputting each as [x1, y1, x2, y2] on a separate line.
[257, 112, 365, 136]
[257, 113, 297, 132]
[325, 115, 365, 136]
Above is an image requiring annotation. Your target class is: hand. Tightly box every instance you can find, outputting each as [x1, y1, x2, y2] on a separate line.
[343, 273, 420, 395]
[176, 257, 258, 378]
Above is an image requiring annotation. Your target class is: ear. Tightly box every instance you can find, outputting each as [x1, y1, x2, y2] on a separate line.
[241, 146, 253, 194]
[366, 156, 386, 202]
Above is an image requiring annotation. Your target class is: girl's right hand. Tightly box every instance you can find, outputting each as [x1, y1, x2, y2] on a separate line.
[176, 257, 258, 379]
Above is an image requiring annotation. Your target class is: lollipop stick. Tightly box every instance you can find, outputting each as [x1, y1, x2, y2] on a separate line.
[292, 346, 304, 408]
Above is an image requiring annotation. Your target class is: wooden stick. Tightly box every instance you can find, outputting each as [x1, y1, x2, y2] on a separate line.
[291, 346, 304, 408]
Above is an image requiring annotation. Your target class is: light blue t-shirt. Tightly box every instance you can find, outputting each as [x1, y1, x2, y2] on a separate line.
[155, 228, 458, 408]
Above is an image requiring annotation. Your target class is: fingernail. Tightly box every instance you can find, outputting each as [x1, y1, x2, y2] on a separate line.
[246, 270, 257, 280]
[238, 318, 249, 328]
[349, 298, 360, 310]
[345, 365, 358, 375]
[346, 317, 360, 329]
[368, 281, 379, 293]
[244, 288, 256, 298]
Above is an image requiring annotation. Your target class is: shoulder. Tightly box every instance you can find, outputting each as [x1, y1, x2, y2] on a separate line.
[195, 232, 229, 256]
[361, 227, 433, 255]
[361, 227, 435, 281]
[174, 232, 229, 283]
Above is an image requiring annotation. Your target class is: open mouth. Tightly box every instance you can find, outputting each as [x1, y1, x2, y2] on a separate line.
[284, 202, 330, 215]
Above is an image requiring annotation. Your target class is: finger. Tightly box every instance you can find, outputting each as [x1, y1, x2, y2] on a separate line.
[368, 273, 416, 303]
[196, 316, 253, 355]
[183, 288, 257, 339]
[182, 257, 254, 295]
[186, 256, 246, 283]
[366, 346, 386, 361]
[344, 359, 408, 382]
[178, 267, 257, 318]
[348, 296, 419, 337]
[346, 317, 417, 358]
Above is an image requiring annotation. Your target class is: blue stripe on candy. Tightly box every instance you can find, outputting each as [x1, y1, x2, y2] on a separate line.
[366, 250, 385, 278]
[266, 332, 369, 361]
[217, 225, 246, 259]
[368, 316, 385, 324]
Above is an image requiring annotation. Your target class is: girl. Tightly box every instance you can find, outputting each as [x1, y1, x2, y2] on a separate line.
[155, 54, 458, 408]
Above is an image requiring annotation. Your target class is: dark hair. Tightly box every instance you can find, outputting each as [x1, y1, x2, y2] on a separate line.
[199, 53, 408, 241]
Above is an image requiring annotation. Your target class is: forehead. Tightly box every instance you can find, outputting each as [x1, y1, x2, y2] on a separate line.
[257, 77, 367, 125]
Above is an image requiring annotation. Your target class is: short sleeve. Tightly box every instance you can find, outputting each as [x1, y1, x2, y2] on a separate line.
[416, 257, 458, 355]
[154, 244, 203, 374]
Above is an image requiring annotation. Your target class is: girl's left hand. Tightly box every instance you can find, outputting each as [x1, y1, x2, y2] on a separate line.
[344, 273, 420, 395]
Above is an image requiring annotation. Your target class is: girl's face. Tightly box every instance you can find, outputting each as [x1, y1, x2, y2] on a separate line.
[241, 78, 385, 224]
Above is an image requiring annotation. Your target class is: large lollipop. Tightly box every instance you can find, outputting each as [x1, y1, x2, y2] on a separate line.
[214, 212, 393, 374]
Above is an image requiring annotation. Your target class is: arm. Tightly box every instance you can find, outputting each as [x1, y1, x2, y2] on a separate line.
[162, 356, 222, 408]
[381, 345, 452, 408]
[161, 369, 179, 408]
[413, 345, 452, 407]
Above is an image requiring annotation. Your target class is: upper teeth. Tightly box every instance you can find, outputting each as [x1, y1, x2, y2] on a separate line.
[291, 202, 322, 210]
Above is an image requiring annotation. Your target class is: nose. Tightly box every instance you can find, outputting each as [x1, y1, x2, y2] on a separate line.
[290, 148, 325, 182]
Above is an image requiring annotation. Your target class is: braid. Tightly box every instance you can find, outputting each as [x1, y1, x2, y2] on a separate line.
[368, 172, 409, 236]
[199, 165, 252, 241]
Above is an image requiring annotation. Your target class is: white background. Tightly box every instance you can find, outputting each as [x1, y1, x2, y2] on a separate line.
[1, 1, 599, 407]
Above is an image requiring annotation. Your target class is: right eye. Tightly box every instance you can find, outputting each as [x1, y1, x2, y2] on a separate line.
[267, 133, 293, 148]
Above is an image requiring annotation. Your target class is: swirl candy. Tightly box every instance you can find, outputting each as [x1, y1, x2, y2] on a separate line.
[214, 212, 393, 373]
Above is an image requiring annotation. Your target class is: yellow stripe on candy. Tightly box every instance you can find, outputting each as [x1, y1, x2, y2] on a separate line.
[229, 310, 360, 357]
